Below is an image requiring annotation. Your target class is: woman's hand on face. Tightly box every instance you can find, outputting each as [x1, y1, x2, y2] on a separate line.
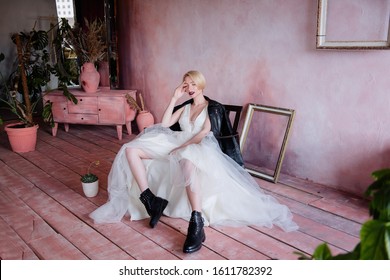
[173, 82, 187, 100]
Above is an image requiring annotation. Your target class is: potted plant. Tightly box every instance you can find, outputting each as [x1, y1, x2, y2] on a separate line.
[66, 18, 107, 93]
[81, 160, 100, 197]
[0, 26, 51, 152]
[125, 92, 154, 133]
[296, 168, 390, 260]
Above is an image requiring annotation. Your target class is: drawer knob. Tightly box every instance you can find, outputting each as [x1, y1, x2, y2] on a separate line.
[80, 98, 83, 102]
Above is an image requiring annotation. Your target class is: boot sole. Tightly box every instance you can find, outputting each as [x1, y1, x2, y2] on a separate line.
[183, 234, 206, 253]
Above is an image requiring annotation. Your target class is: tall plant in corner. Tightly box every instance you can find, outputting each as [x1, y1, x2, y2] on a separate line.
[1, 21, 55, 125]
[13, 33, 36, 127]
[1, 29, 50, 127]
[297, 168, 390, 260]
[1, 25, 51, 152]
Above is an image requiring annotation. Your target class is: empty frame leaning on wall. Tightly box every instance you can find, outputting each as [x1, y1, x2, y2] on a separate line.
[316, 0, 390, 50]
[239, 104, 295, 183]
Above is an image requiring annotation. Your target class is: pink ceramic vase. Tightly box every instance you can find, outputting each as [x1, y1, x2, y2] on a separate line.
[136, 111, 154, 133]
[98, 61, 110, 87]
[80, 62, 100, 93]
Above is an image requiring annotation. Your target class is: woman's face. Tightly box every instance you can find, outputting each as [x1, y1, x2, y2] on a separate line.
[183, 76, 202, 98]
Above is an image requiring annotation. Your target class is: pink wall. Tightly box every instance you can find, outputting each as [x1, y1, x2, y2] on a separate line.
[118, 0, 390, 196]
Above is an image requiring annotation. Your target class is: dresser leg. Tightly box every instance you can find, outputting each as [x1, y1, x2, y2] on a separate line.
[64, 123, 69, 132]
[52, 123, 58, 136]
[116, 125, 123, 140]
[125, 122, 132, 135]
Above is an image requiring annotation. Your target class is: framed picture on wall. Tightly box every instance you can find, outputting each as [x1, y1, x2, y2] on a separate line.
[316, 0, 390, 50]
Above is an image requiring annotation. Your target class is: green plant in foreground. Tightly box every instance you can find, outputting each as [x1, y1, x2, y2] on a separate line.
[296, 168, 390, 260]
[81, 160, 100, 183]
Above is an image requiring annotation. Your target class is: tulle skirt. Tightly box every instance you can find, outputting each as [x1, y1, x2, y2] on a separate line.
[89, 125, 298, 232]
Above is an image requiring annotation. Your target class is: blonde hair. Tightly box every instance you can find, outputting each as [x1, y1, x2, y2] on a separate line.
[183, 70, 206, 90]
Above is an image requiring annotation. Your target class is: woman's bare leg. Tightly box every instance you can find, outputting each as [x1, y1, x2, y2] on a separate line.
[180, 159, 201, 211]
[125, 147, 168, 228]
[125, 147, 150, 192]
[186, 182, 201, 212]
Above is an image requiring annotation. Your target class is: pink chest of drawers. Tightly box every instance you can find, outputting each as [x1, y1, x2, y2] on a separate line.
[43, 88, 137, 140]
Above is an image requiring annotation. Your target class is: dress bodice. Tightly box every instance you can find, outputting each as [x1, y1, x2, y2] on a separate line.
[178, 104, 207, 134]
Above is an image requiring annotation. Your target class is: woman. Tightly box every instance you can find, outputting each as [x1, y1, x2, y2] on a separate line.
[90, 70, 298, 254]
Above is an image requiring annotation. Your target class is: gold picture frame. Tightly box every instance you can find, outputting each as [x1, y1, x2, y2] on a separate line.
[316, 0, 390, 50]
[239, 104, 295, 183]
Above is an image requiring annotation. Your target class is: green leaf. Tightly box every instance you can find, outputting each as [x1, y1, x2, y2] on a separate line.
[81, 173, 98, 183]
[332, 243, 361, 260]
[294, 251, 311, 260]
[31, 30, 49, 50]
[365, 169, 390, 197]
[360, 220, 389, 259]
[311, 243, 333, 260]
[385, 224, 390, 260]
[371, 169, 390, 180]
[365, 169, 390, 220]
[61, 86, 78, 104]
[42, 100, 54, 127]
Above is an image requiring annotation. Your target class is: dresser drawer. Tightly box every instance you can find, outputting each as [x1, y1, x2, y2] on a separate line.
[66, 114, 99, 124]
[68, 97, 98, 114]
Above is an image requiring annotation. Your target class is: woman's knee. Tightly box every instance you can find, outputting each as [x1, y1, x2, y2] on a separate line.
[126, 147, 140, 158]
[126, 147, 148, 159]
[180, 159, 196, 177]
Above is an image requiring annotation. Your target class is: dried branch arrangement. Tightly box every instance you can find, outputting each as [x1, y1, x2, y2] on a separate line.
[126, 92, 146, 112]
[66, 18, 107, 64]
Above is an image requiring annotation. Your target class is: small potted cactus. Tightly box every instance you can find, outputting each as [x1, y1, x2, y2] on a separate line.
[81, 160, 100, 197]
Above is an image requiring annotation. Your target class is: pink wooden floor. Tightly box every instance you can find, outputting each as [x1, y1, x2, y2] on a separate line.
[0, 122, 369, 260]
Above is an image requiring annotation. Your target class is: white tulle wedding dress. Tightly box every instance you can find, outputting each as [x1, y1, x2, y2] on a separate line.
[90, 104, 298, 232]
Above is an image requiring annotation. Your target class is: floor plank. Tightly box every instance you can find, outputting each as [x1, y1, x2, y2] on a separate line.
[0, 218, 39, 260]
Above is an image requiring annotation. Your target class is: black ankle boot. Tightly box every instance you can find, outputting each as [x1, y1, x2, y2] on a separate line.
[139, 188, 168, 228]
[183, 211, 206, 253]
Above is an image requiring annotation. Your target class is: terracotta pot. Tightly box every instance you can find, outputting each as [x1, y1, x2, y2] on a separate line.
[80, 62, 100, 93]
[82, 180, 99, 197]
[4, 123, 39, 153]
[136, 111, 154, 133]
[98, 61, 110, 87]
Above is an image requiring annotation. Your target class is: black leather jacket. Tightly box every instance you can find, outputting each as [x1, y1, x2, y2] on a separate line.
[170, 96, 244, 166]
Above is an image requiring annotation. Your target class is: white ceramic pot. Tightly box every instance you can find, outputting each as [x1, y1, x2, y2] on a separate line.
[82, 180, 99, 197]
